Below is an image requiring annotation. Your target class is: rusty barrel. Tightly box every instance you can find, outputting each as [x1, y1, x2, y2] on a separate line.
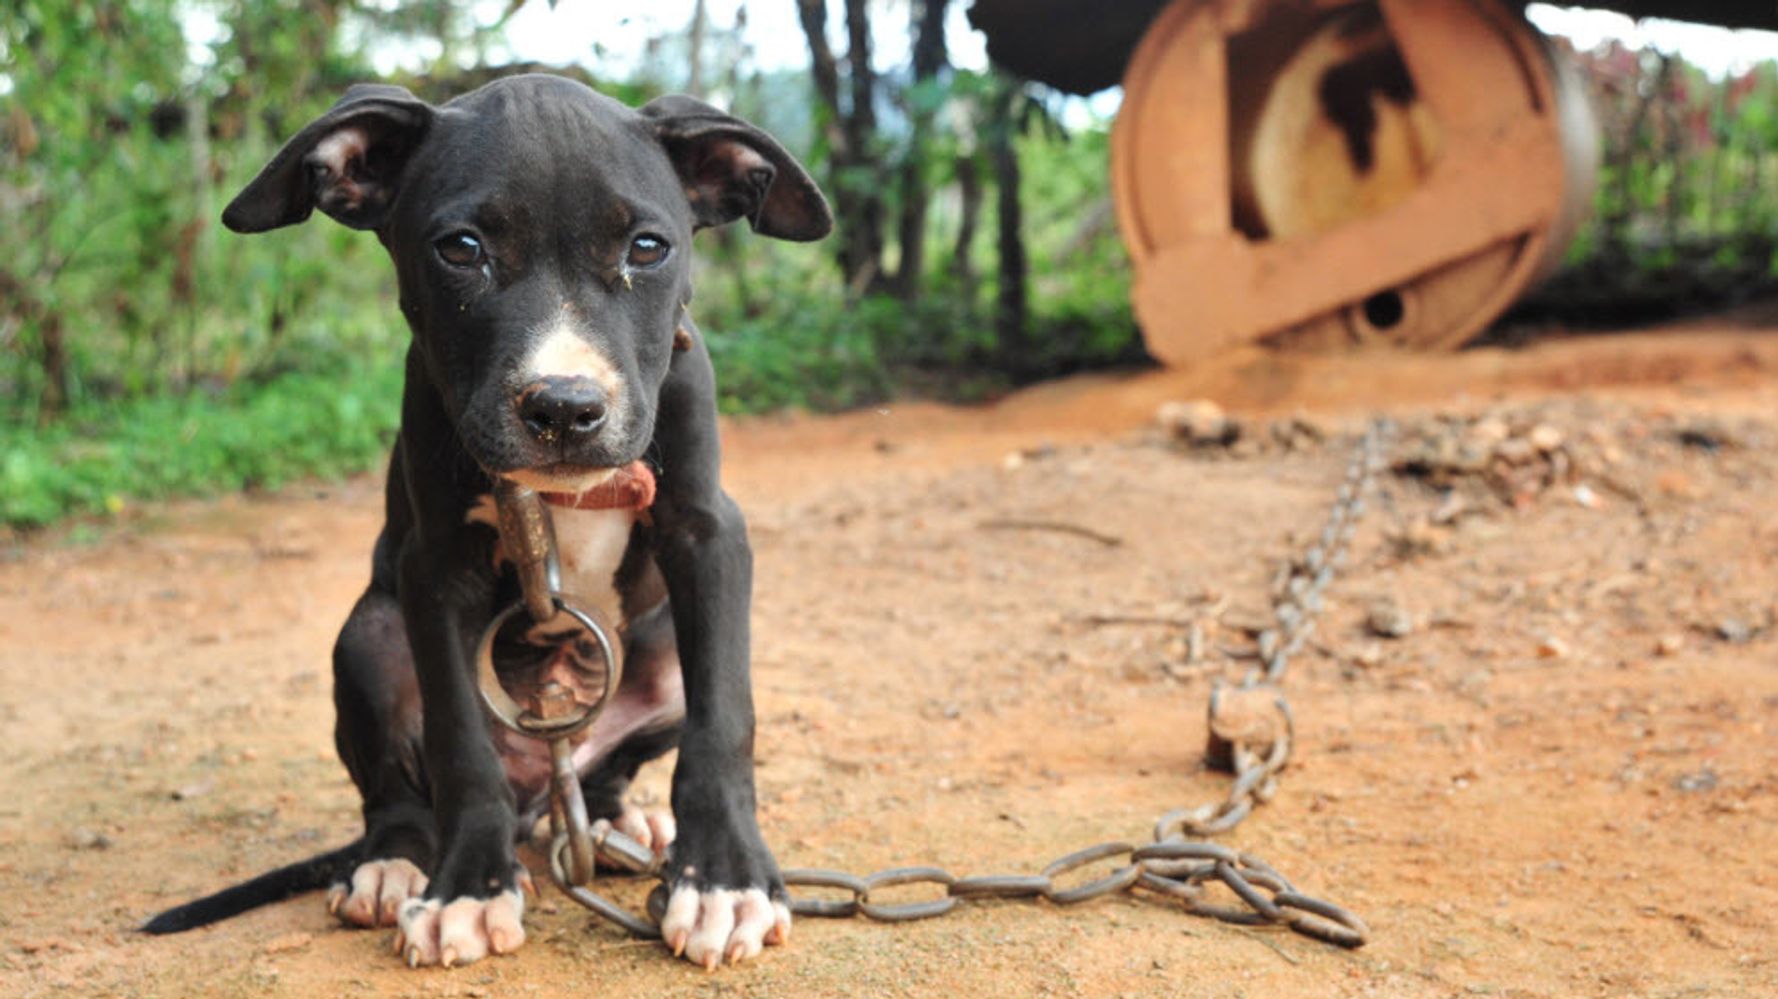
[1111, 0, 1598, 364]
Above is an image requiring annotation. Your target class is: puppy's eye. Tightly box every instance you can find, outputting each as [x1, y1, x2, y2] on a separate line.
[435, 232, 485, 268]
[626, 234, 669, 269]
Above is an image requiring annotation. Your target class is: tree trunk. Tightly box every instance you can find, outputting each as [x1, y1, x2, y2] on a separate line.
[841, 0, 885, 294]
[38, 313, 68, 425]
[796, 0, 843, 122]
[891, 0, 950, 299]
[687, 0, 708, 98]
[796, 0, 886, 294]
[988, 84, 1027, 362]
[954, 153, 982, 304]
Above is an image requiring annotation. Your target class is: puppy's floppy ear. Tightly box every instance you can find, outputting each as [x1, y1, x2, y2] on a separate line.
[222, 84, 433, 234]
[640, 95, 832, 242]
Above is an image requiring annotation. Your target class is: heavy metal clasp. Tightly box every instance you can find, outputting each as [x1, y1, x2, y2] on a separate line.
[474, 480, 625, 887]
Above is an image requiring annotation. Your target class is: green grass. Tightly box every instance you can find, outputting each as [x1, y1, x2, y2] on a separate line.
[1, 359, 405, 529]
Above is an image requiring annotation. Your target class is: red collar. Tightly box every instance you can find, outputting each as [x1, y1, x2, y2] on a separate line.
[541, 461, 656, 511]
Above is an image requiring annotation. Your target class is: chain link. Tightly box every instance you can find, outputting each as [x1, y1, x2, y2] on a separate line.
[1182, 419, 1394, 838]
[498, 421, 1393, 951]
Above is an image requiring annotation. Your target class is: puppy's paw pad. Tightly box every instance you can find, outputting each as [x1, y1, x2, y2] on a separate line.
[393, 890, 525, 968]
[332, 858, 428, 928]
[659, 885, 790, 970]
[613, 803, 677, 859]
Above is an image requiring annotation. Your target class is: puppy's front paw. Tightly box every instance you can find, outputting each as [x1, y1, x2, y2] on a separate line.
[328, 858, 428, 928]
[393, 885, 527, 968]
[660, 883, 792, 970]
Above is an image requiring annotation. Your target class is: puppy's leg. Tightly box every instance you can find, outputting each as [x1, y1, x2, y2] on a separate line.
[650, 337, 792, 969]
[327, 583, 436, 929]
[389, 534, 529, 969]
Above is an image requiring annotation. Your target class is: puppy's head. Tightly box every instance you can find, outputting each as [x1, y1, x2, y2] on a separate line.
[223, 76, 830, 491]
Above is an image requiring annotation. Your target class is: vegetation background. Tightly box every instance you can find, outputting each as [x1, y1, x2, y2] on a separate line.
[3, 0, 1775, 529]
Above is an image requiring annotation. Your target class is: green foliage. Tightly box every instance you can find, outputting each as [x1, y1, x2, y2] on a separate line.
[0, 2, 1133, 530]
[1564, 43, 1778, 270]
[1508, 41, 1778, 326]
[1, 358, 402, 527]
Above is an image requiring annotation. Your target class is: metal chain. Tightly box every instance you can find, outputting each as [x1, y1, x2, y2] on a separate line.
[486, 421, 1393, 951]
[1173, 418, 1394, 838]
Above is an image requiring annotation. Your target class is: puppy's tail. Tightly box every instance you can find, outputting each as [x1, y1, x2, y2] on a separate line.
[139, 838, 364, 934]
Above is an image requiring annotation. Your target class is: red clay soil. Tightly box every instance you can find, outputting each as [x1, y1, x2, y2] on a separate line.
[2, 325, 1776, 998]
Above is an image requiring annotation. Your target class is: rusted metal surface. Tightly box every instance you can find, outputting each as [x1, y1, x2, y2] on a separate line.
[970, 0, 1778, 96]
[1110, 0, 1598, 361]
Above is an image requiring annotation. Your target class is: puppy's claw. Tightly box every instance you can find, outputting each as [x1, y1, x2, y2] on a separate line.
[406, 946, 421, 969]
[441, 946, 457, 969]
[669, 929, 688, 957]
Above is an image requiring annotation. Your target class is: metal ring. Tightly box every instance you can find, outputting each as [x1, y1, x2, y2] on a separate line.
[548, 835, 660, 939]
[1136, 839, 1240, 865]
[1135, 869, 1204, 903]
[1041, 841, 1138, 905]
[1214, 860, 1284, 922]
[474, 594, 622, 740]
[859, 867, 958, 922]
[1275, 891, 1370, 947]
[784, 868, 868, 918]
[949, 874, 1053, 900]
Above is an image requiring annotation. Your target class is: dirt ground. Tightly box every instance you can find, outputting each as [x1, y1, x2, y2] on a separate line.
[3, 325, 1777, 998]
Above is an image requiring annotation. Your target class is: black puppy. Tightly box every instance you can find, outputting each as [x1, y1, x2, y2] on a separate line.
[142, 75, 830, 970]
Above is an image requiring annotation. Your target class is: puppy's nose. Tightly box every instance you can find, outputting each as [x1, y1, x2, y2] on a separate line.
[516, 377, 609, 442]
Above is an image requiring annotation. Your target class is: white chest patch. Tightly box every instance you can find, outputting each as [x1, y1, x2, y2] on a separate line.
[467, 496, 638, 628]
[551, 505, 639, 626]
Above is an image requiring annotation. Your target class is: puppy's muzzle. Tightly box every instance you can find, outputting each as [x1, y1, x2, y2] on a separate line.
[517, 377, 609, 445]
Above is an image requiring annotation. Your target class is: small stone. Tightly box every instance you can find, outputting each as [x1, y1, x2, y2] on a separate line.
[1676, 425, 1728, 451]
[1367, 600, 1415, 639]
[172, 781, 213, 801]
[1284, 411, 1331, 443]
[1156, 399, 1236, 447]
[1467, 417, 1510, 449]
[262, 932, 313, 955]
[65, 827, 111, 851]
[1673, 769, 1719, 793]
[1527, 424, 1565, 453]
[1717, 618, 1753, 644]
[1571, 484, 1600, 509]
[1535, 635, 1570, 659]
[1389, 518, 1452, 558]
[1654, 634, 1684, 657]
[1493, 438, 1537, 465]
